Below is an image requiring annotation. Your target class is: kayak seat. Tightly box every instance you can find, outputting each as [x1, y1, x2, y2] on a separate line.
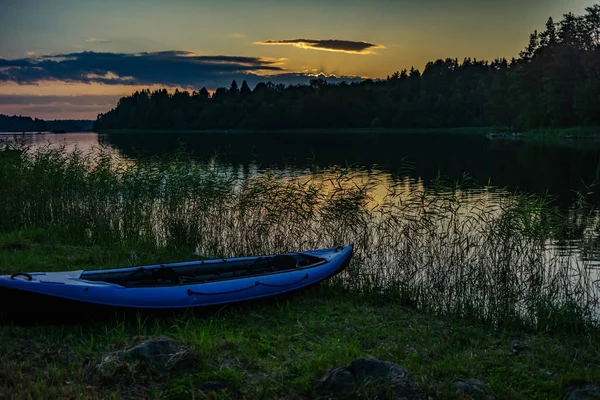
[269, 255, 298, 271]
[154, 267, 179, 282]
[121, 266, 180, 287]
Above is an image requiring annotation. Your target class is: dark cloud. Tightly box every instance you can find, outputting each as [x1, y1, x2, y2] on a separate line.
[258, 39, 382, 53]
[0, 50, 363, 88]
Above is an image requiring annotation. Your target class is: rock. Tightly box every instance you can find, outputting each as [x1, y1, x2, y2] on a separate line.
[565, 385, 600, 400]
[198, 381, 227, 392]
[123, 337, 183, 364]
[319, 367, 356, 395]
[350, 358, 411, 386]
[454, 378, 488, 400]
[318, 357, 420, 398]
[511, 339, 527, 353]
[96, 337, 192, 378]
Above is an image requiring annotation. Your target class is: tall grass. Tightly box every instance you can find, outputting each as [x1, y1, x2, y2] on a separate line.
[1, 144, 598, 332]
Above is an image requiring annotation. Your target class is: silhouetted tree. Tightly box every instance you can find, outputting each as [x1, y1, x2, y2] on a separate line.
[240, 80, 251, 93]
[253, 82, 267, 92]
[198, 87, 210, 98]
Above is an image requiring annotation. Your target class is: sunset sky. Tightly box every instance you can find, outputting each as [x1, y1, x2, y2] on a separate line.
[0, 0, 597, 120]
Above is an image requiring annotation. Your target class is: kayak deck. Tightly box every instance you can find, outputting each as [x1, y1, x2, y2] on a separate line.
[79, 253, 326, 288]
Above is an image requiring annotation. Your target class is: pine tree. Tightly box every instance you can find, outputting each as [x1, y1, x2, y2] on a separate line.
[199, 87, 210, 98]
[240, 80, 251, 93]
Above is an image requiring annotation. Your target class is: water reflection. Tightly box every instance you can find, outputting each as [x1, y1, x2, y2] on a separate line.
[4, 131, 600, 209]
[99, 131, 600, 208]
[0, 132, 128, 167]
[1, 132, 103, 154]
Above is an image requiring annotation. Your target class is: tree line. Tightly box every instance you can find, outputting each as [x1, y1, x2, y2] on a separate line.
[0, 115, 93, 133]
[93, 6, 600, 132]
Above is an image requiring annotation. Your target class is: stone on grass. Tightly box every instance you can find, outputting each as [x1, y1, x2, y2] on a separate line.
[350, 358, 409, 380]
[96, 337, 193, 378]
[318, 357, 420, 398]
[511, 340, 521, 349]
[565, 384, 600, 400]
[319, 367, 356, 395]
[511, 339, 527, 354]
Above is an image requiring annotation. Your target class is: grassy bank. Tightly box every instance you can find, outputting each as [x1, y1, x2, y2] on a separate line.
[0, 145, 599, 398]
[521, 126, 600, 138]
[483, 126, 600, 150]
[1, 233, 598, 400]
[485, 126, 600, 142]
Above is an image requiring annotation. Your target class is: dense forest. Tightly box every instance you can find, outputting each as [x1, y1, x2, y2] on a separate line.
[94, 6, 600, 132]
[0, 115, 93, 133]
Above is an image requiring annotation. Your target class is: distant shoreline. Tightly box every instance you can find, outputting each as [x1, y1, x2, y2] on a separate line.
[93, 126, 600, 141]
[93, 127, 492, 135]
[0, 130, 93, 135]
[3, 126, 599, 142]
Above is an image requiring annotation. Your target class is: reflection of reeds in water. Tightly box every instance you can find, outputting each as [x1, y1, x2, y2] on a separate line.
[1, 146, 598, 332]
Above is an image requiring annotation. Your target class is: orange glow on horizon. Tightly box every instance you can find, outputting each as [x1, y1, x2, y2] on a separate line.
[0, 81, 177, 96]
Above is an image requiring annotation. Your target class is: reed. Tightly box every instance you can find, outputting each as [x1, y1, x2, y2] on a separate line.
[1, 144, 598, 332]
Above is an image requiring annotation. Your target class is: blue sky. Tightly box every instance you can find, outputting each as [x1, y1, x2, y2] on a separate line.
[0, 0, 597, 119]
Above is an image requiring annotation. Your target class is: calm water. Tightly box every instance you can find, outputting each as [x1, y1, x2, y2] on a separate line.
[3, 131, 600, 208]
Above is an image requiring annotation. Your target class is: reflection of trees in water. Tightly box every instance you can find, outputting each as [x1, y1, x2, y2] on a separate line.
[101, 132, 600, 208]
[1, 133, 102, 154]
[100, 131, 600, 248]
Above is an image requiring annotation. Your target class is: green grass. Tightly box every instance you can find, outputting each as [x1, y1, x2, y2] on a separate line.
[485, 126, 600, 147]
[522, 126, 600, 138]
[482, 126, 600, 149]
[0, 232, 598, 399]
[510, 126, 600, 150]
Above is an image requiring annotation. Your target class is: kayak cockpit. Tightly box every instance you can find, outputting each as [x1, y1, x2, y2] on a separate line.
[79, 252, 326, 288]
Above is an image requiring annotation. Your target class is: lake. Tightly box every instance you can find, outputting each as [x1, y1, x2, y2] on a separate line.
[3, 131, 600, 209]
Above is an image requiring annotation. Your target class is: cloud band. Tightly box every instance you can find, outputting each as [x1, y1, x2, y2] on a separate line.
[257, 39, 383, 54]
[0, 50, 362, 89]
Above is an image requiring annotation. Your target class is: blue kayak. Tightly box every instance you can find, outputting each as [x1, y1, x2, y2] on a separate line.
[0, 245, 353, 313]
